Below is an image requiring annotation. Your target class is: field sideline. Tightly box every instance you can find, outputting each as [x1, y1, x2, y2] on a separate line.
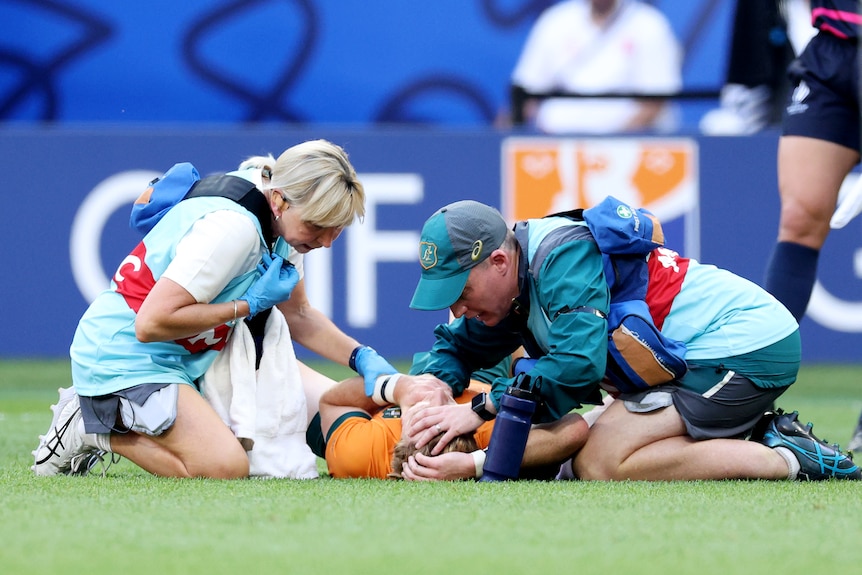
[2, 359, 861, 574]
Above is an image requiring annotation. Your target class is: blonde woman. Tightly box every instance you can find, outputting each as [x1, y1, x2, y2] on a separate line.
[33, 139, 397, 479]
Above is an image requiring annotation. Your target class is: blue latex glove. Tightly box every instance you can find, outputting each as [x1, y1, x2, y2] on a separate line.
[238, 253, 299, 318]
[352, 346, 398, 397]
[511, 357, 538, 378]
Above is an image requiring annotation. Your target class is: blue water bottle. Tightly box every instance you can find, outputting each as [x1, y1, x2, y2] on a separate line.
[479, 374, 538, 482]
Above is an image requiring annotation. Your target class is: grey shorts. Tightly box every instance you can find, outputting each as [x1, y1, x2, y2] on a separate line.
[79, 383, 179, 436]
[620, 371, 789, 440]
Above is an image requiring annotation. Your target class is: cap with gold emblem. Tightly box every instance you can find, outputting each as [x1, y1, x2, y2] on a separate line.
[410, 200, 509, 311]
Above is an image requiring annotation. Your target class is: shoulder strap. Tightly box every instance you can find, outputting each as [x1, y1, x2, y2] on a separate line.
[183, 174, 273, 243]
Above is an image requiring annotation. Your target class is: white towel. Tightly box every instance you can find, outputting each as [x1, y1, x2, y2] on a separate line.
[202, 307, 318, 479]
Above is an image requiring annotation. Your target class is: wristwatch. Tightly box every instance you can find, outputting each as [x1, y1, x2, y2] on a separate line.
[471, 392, 495, 421]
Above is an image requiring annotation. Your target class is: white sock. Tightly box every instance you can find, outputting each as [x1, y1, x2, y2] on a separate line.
[79, 419, 112, 452]
[554, 458, 576, 481]
[774, 446, 800, 480]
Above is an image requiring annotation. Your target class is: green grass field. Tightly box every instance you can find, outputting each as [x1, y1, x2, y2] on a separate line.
[2, 359, 862, 574]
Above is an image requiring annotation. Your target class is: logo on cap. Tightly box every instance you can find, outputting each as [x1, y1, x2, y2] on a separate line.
[419, 242, 438, 269]
[471, 240, 483, 261]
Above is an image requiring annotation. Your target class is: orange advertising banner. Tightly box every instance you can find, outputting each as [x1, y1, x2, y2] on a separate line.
[501, 137, 698, 225]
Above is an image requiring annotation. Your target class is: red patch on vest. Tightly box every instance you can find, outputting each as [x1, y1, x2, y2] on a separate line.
[114, 242, 156, 313]
[114, 242, 229, 353]
[176, 325, 230, 353]
[645, 247, 689, 329]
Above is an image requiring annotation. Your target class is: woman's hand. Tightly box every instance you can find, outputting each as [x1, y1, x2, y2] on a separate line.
[239, 254, 299, 317]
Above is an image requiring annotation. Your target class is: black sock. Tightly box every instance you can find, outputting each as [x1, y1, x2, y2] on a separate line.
[764, 241, 820, 321]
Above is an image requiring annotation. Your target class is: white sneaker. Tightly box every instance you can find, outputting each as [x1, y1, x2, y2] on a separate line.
[32, 387, 89, 476]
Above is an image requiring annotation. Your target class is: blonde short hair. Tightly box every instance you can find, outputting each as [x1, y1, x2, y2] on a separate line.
[388, 433, 479, 480]
[240, 139, 365, 229]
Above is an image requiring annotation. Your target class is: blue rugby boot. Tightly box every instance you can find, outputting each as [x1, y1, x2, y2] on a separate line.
[755, 410, 861, 481]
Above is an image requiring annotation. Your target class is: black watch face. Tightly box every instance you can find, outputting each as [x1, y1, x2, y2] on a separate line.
[472, 393, 492, 420]
[472, 393, 485, 412]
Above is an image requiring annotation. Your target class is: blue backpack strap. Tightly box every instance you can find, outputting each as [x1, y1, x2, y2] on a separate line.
[603, 299, 688, 394]
[575, 197, 686, 393]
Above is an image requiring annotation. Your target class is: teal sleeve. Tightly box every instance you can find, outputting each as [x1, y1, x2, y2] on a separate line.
[419, 318, 523, 398]
[411, 351, 512, 385]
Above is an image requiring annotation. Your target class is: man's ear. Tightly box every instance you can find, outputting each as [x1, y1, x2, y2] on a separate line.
[488, 248, 511, 273]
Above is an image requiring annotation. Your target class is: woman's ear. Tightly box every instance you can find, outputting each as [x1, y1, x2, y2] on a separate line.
[270, 192, 287, 214]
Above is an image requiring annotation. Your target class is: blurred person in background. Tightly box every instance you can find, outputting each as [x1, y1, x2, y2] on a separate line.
[700, 0, 815, 135]
[509, 0, 682, 134]
[762, 0, 862, 452]
[32, 140, 398, 479]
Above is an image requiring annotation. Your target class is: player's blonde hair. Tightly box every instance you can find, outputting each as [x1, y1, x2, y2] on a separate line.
[240, 139, 365, 229]
[388, 433, 479, 480]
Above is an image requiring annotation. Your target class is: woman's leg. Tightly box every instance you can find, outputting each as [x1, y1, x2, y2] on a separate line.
[110, 384, 249, 479]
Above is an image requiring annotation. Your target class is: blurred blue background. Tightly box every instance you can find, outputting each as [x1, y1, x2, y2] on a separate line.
[1, 0, 731, 127]
[5, 1, 862, 364]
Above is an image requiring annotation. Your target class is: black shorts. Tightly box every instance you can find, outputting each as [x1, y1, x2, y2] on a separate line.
[621, 373, 789, 440]
[782, 32, 860, 152]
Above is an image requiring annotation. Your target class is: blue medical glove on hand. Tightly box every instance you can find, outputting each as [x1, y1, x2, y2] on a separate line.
[350, 345, 398, 396]
[238, 254, 299, 318]
[511, 357, 538, 378]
